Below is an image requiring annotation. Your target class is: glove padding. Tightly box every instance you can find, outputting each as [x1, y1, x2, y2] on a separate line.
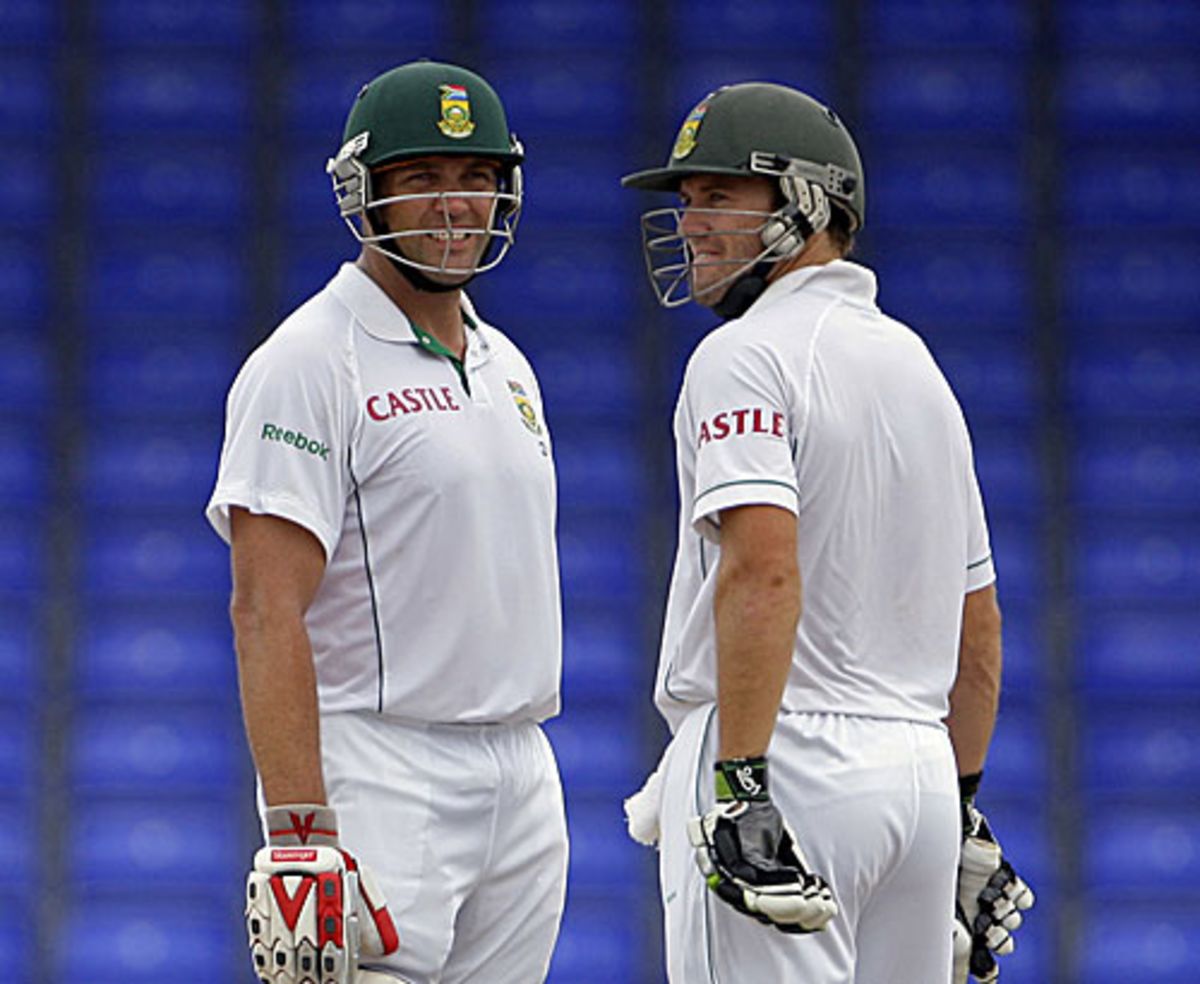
[688, 798, 837, 934]
[246, 805, 400, 984]
[952, 801, 1035, 983]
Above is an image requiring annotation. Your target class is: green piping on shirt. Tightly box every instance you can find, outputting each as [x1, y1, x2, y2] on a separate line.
[694, 478, 799, 506]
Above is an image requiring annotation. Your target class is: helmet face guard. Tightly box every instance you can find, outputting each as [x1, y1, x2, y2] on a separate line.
[327, 134, 523, 279]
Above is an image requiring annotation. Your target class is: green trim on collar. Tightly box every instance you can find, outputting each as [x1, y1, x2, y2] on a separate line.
[409, 312, 477, 394]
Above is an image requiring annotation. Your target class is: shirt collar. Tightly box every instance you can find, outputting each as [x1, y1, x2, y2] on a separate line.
[752, 259, 879, 315]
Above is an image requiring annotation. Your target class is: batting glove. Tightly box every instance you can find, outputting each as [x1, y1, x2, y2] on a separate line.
[952, 774, 1035, 984]
[687, 756, 838, 934]
[246, 804, 400, 984]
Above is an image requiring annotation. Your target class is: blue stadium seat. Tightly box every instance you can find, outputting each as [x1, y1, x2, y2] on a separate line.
[0, 514, 46, 597]
[69, 704, 243, 796]
[280, 141, 340, 232]
[552, 426, 644, 514]
[1059, 56, 1200, 137]
[1074, 521, 1200, 603]
[1080, 704, 1200, 797]
[0, 0, 58, 44]
[75, 605, 235, 701]
[668, 54, 834, 115]
[0, 239, 48, 320]
[669, 0, 833, 51]
[92, 56, 252, 136]
[562, 795, 647, 890]
[0, 606, 38, 704]
[53, 899, 241, 983]
[0, 908, 31, 984]
[1072, 430, 1199, 514]
[1062, 148, 1200, 231]
[70, 798, 244, 892]
[80, 517, 230, 600]
[79, 424, 220, 511]
[481, 0, 638, 49]
[928, 335, 1037, 423]
[1062, 241, 1200, 326]
[0, 706, 35, 800]
[979, 798, 1054, 899]
[971, 424, 1043, 517]
[1076, 904, 1200, 983]
[863, 0, 1033, 50]
[545, 711, 643, 796]
[90, 146, 247, 228]
[84, 241, 249, 322]
[0, 422, 47, 506]
[863, 56, 1028, 135]
[0, 57, 56, 137]
[0, 150, 51, 228]
[561, 606, 645, 700]
[92, 0, 261, 47]
[517, 149, 636, 231]
[869, 234, 1033, 331]
[486, 58, 635, 139]
[284, 0, 446, 50]
[1084, 806, 1200, 895]
[0, 331, 49, 414]
[869, 145, 1030, 231]
[547, 891, 643, 983]
[984, 705, 1048, 795]
[278, 240, 354, 315]
[519, 340, 640, 420]
[558, 523, 643, 606]
[280, 54, 398, 140]
[996, 601, 1045, 700]
[1076, 609, 1200, 696]
[0, 802, 34, 896]
[1067, 334, 1200, 420]
[988, 521, 1042, 602]
[1060, 0, 1200, 51]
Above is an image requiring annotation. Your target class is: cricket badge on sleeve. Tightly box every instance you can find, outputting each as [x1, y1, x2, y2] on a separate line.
[507, 379, 542, 435]
[672, 92, 715, 160]
[437, 83, 476, 139]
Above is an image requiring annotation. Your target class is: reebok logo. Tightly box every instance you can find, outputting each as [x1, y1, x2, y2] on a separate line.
[261, 423, 330, 461]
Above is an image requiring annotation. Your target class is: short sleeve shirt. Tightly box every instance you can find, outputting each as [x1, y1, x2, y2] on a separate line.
[207, 264, 561, 724]
[655, 261, 995, 732]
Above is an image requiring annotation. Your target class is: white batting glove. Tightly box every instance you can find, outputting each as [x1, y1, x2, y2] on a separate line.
[688, 757, 838, 935]
[952, 775, 1035, 983]
[246, 805, 400, 984]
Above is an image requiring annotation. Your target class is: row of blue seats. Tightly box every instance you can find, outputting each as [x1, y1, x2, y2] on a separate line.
[7, 0, 1197, 52]
[8, 145, 1198, 234]
[5, 52, 1199, 140]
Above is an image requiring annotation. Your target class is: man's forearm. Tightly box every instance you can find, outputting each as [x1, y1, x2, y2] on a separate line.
[233, 607, 327, 806]
[946, 587, 1002, 776]
[714, 562, 800, 760]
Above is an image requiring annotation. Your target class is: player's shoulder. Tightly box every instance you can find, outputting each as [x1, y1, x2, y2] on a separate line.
[235, 280, 355, 389]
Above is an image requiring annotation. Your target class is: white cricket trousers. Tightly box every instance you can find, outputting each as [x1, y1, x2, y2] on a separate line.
[316, 711, 568, 984]
[660, 704, 959, 984]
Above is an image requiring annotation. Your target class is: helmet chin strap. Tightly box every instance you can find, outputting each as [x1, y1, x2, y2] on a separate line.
[711, 261, 775, 320]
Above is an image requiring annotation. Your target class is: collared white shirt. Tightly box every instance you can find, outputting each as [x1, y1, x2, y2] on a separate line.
[208, 263, 561, 724]
[656, 260, 995, 732]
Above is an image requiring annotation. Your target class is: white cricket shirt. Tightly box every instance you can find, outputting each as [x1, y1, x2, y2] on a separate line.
[656, 260, 995, 733]
[207, 263, 560, 724]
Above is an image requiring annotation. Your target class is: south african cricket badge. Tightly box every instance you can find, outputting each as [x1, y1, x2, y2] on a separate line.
[507, 380, 542, 435]
[437, 84, 475, 139]
[672, 95, 712, 160]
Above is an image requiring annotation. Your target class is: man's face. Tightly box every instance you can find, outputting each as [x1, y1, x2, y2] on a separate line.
[677, 174, 777, 307]
[371, 155, 502, 283]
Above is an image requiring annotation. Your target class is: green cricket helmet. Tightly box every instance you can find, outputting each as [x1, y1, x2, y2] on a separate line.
[622, 82, 865, 313]
[327, 60, 524, 283]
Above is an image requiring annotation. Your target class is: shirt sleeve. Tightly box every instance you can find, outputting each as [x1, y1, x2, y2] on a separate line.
[964, 456, 996, 593]
[205, 332, 354, 562]
[684, 334, 799, 542]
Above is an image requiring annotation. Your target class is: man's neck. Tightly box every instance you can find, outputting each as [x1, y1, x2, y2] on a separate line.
[357, 251, 467, 360]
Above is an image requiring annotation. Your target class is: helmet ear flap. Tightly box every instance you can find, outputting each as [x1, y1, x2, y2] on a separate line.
[760, 176, 830, 260]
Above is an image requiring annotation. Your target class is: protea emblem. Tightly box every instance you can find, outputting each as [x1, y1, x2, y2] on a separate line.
[438, 84, 475, 139]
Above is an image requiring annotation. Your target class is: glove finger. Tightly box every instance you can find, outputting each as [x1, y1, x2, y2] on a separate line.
[982, 921, 1015, 955]
[970, 940, 999, 982]
[1008, 876, 1035, 911]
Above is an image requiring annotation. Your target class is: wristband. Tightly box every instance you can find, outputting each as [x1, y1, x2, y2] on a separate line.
[958, 771, 983, 805]
[715, 756, 769, 803]
[264, 803, 340, 847]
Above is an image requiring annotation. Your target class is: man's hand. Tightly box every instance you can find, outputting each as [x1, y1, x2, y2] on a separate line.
[953, 777, 1035, 983]
[246, 805, 400, 983]
[688, 757, 837, 934]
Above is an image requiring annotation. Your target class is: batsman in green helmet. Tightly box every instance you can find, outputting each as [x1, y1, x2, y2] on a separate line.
[209, 61, 568, 984]
[621, 82, 1033, 984]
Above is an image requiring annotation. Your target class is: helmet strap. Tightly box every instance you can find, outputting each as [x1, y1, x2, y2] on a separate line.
[712, 260, 775, 320]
